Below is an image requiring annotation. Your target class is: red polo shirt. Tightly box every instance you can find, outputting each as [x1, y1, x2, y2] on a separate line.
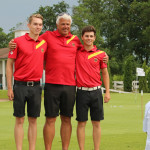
[76, 46, 107, 87]
[8, 33, 47, 81]
[41, 30, 82, 86]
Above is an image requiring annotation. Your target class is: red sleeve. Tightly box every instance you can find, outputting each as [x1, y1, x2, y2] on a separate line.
[100, 52, 107, 69]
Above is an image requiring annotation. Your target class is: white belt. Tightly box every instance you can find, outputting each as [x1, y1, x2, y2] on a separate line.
[77, 86, 101, 91]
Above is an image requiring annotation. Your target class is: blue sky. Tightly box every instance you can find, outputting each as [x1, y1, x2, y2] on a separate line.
[0, 0, 78, 33]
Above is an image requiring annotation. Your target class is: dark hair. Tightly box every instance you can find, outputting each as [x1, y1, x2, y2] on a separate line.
[82, 26, 96, 36]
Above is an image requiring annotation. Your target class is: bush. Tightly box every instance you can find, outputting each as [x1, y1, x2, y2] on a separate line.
[139, 60, 149, 93]
[123, 56, 134, 92]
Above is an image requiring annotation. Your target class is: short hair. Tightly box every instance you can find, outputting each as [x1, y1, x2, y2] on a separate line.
[28, 14, 43, 24]
[82, 26, 96, 36]
[56, 12, 72, 25]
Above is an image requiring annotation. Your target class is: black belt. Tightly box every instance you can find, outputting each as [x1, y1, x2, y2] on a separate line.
[14, 80, 40, 86]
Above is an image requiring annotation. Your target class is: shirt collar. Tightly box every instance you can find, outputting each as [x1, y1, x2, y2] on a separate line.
[25, 33, 41, 42]
[54, 29, 72, 38]
[80, 45, 97, 52]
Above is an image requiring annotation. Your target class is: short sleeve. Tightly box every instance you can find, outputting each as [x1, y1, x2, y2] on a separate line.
[100, 53, 107, 69]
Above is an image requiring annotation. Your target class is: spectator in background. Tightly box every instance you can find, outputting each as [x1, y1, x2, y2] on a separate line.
[143, 101, 150, 150]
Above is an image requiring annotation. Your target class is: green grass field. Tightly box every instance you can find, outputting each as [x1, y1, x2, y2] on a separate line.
[0, 90, 148, 150]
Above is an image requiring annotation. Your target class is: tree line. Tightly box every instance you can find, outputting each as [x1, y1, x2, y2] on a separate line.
[0, 0, 150, 92]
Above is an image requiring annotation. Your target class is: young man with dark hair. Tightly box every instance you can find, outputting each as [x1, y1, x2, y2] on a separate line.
[6, 14, 47, 150]
[76, 25, 110, 150]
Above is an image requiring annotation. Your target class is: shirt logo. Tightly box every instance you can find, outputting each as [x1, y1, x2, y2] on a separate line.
[94, 58, 98, 62]
[10, 51, 13, 55]
[41, 48, 44, 53]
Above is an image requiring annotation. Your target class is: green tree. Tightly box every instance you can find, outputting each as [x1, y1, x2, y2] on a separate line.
[147, 68, 150, 92]
[72, 0, 105, 47]
[36, 1, 69, 33]
[139, 60, 149, 93]
[100, 0, 150, 65]
[107, 61, 113, 89]
[128, 1, 150, 64]
[0, 27, 15, 48]
[7, 27, 15, 42]
[0, 28, 7, 48]
[123, 56, 135, 92]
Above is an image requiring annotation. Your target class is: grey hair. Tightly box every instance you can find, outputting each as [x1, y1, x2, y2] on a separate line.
[56, 13, 72, 25]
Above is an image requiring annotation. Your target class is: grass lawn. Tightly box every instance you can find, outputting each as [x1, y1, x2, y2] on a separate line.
[0, 90, 8, 99]
[0, 90, 148, 150]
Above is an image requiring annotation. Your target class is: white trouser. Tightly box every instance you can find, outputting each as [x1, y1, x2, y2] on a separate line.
[145, 115, 150, 150]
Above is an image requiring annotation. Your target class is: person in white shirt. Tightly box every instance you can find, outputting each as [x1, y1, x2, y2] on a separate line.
[143, 101, 150, 150]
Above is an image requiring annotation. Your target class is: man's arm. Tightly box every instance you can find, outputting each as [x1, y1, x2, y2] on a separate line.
[6, 58, 15, 100]
[102, 68, 110, 103]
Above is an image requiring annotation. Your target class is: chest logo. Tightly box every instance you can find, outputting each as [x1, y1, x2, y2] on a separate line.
[72, 43, 75, 47]
[41, 48, 44, 53]
[94, 58, 98, 62]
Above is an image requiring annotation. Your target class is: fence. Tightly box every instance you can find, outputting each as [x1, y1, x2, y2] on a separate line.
[113, 81, 139, 91]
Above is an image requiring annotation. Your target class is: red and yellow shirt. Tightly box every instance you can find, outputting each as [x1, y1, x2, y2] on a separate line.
[41, 30, 82, 86]
[76, 46, 107, 87]
[8, 33, 47, 81]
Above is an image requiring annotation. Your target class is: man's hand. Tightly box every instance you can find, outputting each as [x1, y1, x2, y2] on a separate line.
[104, 92, 110, 103]
[9, 39, 16, 50]
[103, 52, 109, 64]
[7, 88, 14, 101]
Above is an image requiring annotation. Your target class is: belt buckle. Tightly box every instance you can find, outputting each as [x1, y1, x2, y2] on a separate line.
[27, 81, 34, 86]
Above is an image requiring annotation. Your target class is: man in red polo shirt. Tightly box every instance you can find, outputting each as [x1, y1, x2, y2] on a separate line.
[6, 14, 47, 150]
[76, 26, 110, 150]
[40, 13, 82, 150]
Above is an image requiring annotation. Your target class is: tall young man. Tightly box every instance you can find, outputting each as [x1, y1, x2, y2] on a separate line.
[76, 26, 110, 150]
[6, 14, 47, 150]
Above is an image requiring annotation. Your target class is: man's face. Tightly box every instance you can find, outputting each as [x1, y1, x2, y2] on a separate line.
[28, 17, 43, 36]
[56, 18, 71, 36]
[81, 32, 96, 47]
